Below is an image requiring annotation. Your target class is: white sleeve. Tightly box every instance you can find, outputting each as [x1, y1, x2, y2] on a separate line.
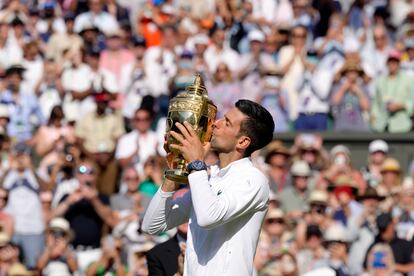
[141, 188, 191, 235]
[188, 170, 269, 230]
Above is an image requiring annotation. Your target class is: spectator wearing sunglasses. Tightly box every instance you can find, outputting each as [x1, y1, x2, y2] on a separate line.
[296, 190, 331, 250]
[52, 158, 115, 273]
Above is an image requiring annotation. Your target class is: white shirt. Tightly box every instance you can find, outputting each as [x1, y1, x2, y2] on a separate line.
[142, 158, 269, 276]
[144, 47, 177, 97]
[115, 129, 159, 174]
[4, 170, 44, 234]
[74, 11, 118, 34]
[204, 45, 240, 73]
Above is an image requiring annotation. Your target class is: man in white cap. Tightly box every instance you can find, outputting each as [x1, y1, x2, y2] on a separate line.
[361, 139, 389, 187]
[37, 218, 77, 275]
[280, 160, 311, 216]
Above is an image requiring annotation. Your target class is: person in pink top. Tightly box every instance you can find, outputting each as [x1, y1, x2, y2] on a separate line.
[99, 29, 134, 108]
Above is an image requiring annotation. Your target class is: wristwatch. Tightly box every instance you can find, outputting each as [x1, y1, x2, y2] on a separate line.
[187, 160, 207, 173]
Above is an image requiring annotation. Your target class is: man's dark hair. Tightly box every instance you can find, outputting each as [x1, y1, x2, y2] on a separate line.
[235, 99, 275, 157]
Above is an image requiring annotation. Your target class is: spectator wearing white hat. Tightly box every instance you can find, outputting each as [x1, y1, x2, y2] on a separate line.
[323, 223, 352, 275]
[280, 160, 312, 217]
[361, 139, 389, 188]
[37, 217, 77, 276]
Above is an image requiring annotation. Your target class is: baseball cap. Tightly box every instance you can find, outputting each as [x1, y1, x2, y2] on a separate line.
[49, 217, 71, 233]
[192, 34, 209, 45]
[369, 139, 388, 153]
[291, 160, 311, 177]
[387, 49, 401, 61]
[248, 29, 265, 42]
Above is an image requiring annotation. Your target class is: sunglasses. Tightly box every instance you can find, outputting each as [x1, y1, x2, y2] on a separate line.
[310, 205, 326, 214]
[125, 176, 139, 181]
[267, 218, 284, 224]
[78, 165, 96, 175]
[133, 117, 151, 122]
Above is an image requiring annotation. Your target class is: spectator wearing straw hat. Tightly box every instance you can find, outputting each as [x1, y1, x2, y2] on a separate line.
[377, 158, 402, 212]
[296, 190, 331, 250]
[263, 141, 291, 193]
[331, 58, 370, 131]
[329, 174, 362, 225]
[280, 160, 312, 216]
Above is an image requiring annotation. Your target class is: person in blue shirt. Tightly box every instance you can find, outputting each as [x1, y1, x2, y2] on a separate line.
[0, 65, 45, 142]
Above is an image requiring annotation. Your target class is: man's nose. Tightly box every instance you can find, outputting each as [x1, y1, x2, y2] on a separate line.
[213, 118, 221, 128]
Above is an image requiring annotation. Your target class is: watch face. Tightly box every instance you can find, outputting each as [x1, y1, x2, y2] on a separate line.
[188, 160, 206, 171]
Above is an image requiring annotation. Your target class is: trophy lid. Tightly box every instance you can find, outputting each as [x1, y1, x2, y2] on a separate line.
[186, 73, 207, 96]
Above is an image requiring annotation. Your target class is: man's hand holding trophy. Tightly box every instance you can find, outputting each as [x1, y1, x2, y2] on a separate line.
[164, 73, 217, 184]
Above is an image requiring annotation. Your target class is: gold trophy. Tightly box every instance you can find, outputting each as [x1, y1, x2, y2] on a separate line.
[165, 74, 217, 183]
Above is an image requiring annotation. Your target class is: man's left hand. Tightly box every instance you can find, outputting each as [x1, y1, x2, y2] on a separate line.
[169, 121, 211, 162]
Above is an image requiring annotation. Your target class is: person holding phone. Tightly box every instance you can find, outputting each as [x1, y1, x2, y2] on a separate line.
[52, 158, 115, 273]
[37, 217, 78, 275]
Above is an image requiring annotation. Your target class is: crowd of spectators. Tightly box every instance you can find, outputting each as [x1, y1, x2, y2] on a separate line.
[0, 0, 413, 275]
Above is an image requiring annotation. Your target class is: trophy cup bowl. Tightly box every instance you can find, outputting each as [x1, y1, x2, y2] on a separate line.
[165, 74, 217, 183]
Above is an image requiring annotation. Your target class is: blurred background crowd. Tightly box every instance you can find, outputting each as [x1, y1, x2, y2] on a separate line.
[0, 0, 413, 275]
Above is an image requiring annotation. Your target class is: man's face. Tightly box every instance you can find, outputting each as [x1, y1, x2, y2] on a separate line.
[123, 168, 139, 192]
[162, 29, 176, 49]
[89, 0, 103, 14]
[294, 176, 308, 191]
[76, 163, 97, 186]
[210, 107, 248, 154]
[387, 59, 400, 74]
[371, 151, 386, 165]
[133, 110, 152, 133]
[213, 29, 225, 48]
[7, 73, 22, 92]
